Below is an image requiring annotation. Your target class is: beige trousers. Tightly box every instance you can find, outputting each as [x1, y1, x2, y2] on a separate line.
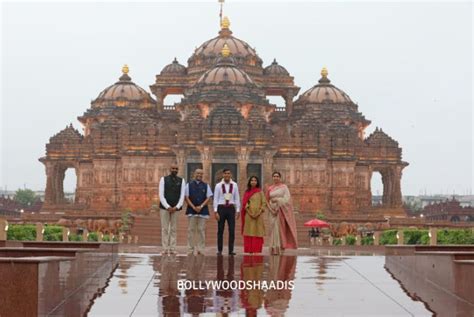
[160, 209, 178, 251]
[187, 216, 206, 252]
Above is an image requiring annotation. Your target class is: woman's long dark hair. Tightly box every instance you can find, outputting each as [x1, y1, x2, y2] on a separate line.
[247, 175, 261, 191]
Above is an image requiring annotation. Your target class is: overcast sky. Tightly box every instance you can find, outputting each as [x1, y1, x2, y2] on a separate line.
[1, 1, 472, 195]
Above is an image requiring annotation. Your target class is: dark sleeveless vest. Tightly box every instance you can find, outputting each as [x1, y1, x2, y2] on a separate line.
[160, 175, 183, 210]
[186, 180, 210, 216]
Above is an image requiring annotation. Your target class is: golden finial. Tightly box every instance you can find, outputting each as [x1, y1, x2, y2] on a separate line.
[321, 67, 328, 78]
[221, 16, 230, 29]
[122, 64, 129, 74]
[221, 43, 231, 57]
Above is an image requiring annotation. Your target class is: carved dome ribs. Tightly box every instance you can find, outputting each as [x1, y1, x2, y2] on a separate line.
[160, 58, 187, 76]
[187, 17, 263, 77]
[179, 45, 270, 108]
[197, 60, 254, 86]
[296, 68, 352, 104]
[264, 59, 290, 76]
[92, 65, 156, 109]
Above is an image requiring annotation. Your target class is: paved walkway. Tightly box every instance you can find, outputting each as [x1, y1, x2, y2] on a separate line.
[86, 252, 432, 316]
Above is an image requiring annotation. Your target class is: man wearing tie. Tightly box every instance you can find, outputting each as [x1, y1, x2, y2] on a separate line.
[213, 169, 240, 256]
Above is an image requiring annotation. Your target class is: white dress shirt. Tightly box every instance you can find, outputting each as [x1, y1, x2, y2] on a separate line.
[159, 176, 186, 209]
[213, 180, 240, 212]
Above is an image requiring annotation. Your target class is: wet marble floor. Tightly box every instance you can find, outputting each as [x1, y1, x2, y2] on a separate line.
[84, 253, 443, 316]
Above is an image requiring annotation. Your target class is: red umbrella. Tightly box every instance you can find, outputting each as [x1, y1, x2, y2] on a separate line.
[304, 218, 330, 228]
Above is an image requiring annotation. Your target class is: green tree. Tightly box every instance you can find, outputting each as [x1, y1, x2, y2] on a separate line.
[14, 188, 37, 206]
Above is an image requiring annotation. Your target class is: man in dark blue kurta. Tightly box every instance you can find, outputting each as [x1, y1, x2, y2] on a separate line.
[185, 168, 213, 255]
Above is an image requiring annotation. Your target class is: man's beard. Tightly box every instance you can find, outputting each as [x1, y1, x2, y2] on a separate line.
[171, 171, 178, 177]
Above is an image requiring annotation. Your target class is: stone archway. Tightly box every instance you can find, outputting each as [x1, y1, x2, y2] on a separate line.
[450, 215, 461, 222]
[163, 93, 184, 107]
[43, 161, 78, 205]
[370, 171, 383, 206]
[369, 165, 404, 208]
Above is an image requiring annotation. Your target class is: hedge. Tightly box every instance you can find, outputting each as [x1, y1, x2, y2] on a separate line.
[44, 226, 63, 241]
[437, 229, 474, 244]
[346, 235, 356, 245]
[380, 230, 398, 245]
[7, 224, 36, 241]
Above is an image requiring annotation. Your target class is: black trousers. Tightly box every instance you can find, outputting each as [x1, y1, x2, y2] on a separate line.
[217, 205, 236, 253]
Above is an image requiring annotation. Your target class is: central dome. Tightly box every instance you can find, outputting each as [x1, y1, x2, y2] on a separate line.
[179, 44, 268, 107]
[196, 45, 255, 86]
[187, 17, 263, 76]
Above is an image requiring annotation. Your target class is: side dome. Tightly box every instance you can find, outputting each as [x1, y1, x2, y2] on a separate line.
[297, 68, 352, 104]
[195, 44, 255, 86]
[92, 65, 156, 109]
[263, 59, 289, 76]
[160, 58, 187, 76]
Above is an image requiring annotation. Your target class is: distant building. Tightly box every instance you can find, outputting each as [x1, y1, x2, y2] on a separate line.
[422, 197, 474, 222]
[0, 195, 43, 217]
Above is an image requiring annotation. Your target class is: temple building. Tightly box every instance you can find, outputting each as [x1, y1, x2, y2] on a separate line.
[39, 17, 408, 217]
[422, 198, 474, 222]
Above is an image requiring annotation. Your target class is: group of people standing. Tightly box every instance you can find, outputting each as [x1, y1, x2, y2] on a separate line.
[158, 164, 298, 256]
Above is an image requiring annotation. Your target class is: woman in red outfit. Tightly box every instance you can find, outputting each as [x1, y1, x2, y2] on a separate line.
[241, 176, 266, 254]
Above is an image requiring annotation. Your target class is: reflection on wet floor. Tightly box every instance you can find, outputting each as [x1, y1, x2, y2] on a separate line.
[86, 253, 442, 316]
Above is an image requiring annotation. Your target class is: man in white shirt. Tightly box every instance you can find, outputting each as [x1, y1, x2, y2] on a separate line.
[185, 168, 213, 255]
[159, 164, 186, 255]
[213, 169, 240, 255]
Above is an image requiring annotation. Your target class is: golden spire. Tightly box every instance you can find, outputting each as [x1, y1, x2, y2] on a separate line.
[321, 67, 328, 78]
[221, 16, 230, 29]
[122, 64, 129, 74]
[221, 43, 231, 57]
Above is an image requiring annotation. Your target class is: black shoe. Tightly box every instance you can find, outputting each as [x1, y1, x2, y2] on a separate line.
[229, 252, 236, 256]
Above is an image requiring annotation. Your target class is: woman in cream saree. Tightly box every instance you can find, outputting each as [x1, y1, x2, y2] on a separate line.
[266, 172, 298, 255]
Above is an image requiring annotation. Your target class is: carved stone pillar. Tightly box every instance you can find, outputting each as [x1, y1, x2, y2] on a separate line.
[0, 218, 8, 241]
[285, 90, 295, 115]
[154, 88, 165, 112]
[43, 161, 56, 205]
[381, 168, 392, 207]
[262, 149, 277, 186]
[172, 147, 187, 178]
[197, 145, 213, 183]
[36, 223, 44, 242]
[390, 165, 403, 208]
[236, 146, 253, 193]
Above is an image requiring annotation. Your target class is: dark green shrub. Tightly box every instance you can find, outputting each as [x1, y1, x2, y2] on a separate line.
[346, 235, 356, 245]
[88, 232, 98, 242]
[403, 229, 429, 245]
[7, 224, 36, 241]
[69, 234, 83, 241]
[438, 229, 474, 245]
[44, 226, 63, 241]
[380, 230, 398, 245]
[420, 234, 430, 245]
[361, 236, 374, 245]
[120, 209, 132, 233]
[333, 238, 342, 246]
